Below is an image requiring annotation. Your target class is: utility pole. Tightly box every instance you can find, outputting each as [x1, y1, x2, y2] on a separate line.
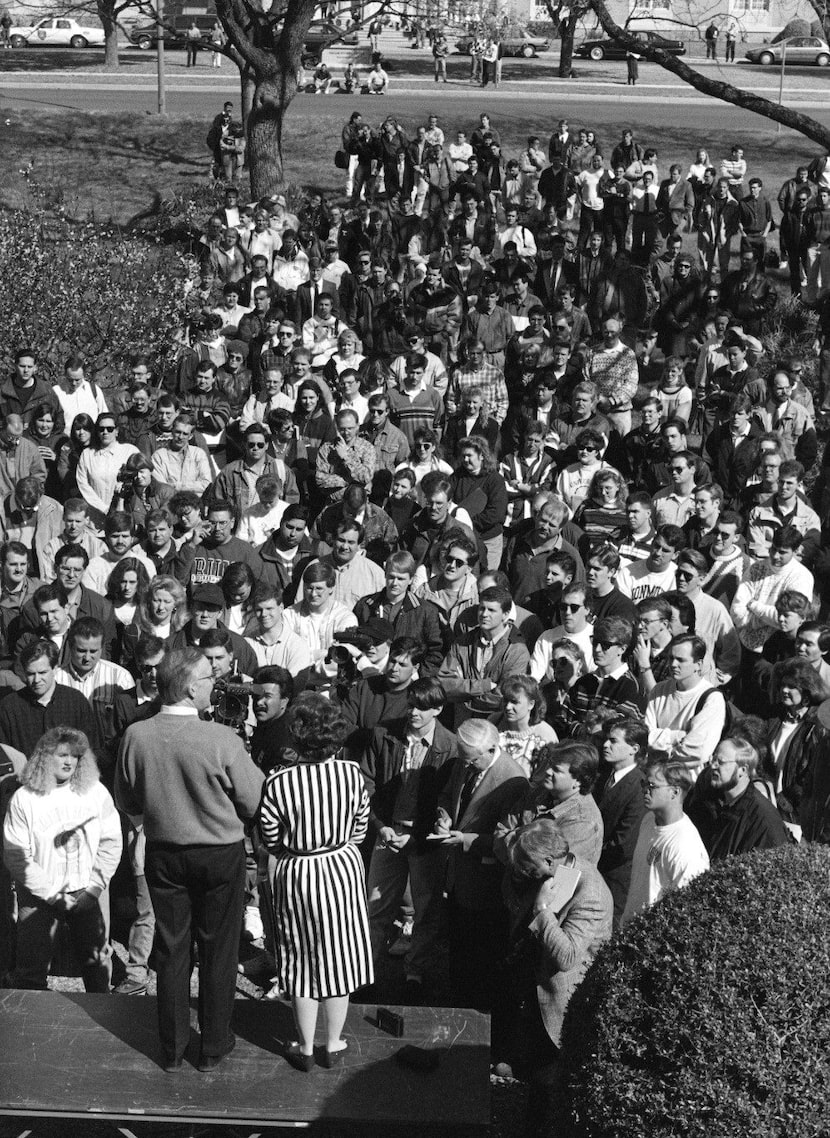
[776, 37, 786, 135]
[157, 0, 167, 114]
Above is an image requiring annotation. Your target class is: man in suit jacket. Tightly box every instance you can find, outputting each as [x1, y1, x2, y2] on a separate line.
[292, 258, 340, 327]
[534, 235, 579, 306]
[433, 718, 527, 1009]
[361, 677, 458, 994]
[593, 719, 649, 926]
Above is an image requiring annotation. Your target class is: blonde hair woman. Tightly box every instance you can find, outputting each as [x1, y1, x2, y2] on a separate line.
[3, 727, 122, 991]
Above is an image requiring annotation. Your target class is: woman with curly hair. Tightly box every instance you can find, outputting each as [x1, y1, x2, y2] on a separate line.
[761, 660, 830, 837]
[492, 674, 558, 777]
[3, 726, 122, 991]
[450, 435, 508, 570]
[259, 693, 373, 1071]
[572, 468, 628, 545]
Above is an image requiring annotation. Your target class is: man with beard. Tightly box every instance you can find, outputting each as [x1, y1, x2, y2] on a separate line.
[687, 735, 789, 858]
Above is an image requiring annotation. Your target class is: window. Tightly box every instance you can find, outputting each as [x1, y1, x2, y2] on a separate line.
[631, 0, 672, 12]
[732, 0, 770, 11]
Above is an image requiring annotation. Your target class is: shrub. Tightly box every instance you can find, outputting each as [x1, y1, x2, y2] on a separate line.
[561, 844, 830, 1138]
[0, 208, 188, 393]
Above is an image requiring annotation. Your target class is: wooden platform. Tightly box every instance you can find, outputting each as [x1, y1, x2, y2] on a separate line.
[0, 990, 489, 1130]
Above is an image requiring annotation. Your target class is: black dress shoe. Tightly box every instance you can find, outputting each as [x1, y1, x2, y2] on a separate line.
[197, 1033, 236, 1072]
[162, 1056, 183, 1073]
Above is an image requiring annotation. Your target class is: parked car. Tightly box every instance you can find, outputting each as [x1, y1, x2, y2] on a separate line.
[129, 14, 358, 59]
[745, 35, 830, 66]
[574, 29, 686, 61]
[455, 27, 550, 57]
[301, 20, 359, 65]
[129, 15, 216, 51]
[9, 17, 105, 49]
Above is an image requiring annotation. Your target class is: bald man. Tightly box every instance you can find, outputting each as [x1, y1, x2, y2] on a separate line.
[433, 719, 527, 1010]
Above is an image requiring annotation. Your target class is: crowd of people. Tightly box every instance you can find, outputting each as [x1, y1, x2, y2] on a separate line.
[3, 103, 830, 1131]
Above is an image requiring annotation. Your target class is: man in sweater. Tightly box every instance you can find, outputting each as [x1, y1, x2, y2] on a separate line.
[115, 648, 264, 1073]
[189, 500, 264, 588]
[644, 634, 726, 776]
[0, 638, 99, 757]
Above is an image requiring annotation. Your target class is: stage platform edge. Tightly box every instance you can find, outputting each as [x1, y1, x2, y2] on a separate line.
[0, 990, 490, 1130]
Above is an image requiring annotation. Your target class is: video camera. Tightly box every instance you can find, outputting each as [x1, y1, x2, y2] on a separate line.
[210, 677, 269, 737]
[116, 464, 137, 494]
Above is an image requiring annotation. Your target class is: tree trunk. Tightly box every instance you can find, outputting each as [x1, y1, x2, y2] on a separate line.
[99, 4, 119, 68]
[558, 11, 577, 78]
[247, 71, 295, 199]
[240, 64, 256, 130]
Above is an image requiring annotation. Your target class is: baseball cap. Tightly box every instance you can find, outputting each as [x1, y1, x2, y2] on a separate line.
[192, 584, 225, 608]
[362, 617, 396, 645]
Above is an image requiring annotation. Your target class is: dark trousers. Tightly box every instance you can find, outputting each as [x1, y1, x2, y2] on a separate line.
[146, 841, 245, 1061]
[447, 897, 508, 1011]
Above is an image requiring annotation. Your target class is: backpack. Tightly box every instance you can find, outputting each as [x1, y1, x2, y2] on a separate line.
[694, 686, 738, 738]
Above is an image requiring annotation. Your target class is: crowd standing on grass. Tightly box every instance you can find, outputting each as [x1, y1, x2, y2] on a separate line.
[3, 101, 830, 1135]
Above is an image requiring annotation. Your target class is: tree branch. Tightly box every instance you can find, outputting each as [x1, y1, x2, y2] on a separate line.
[588, 0, 830, 150]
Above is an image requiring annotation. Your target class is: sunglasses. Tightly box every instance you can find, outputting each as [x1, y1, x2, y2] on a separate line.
[247, 441, 267, 449]
[551, 657, 572, 667]
[98, 425, 117, 433]
[675, 568, 697, 580]
[560, 602, 584, 613]
[444, 556, 468, 567]
[368, 408, 386, 416]
[578, 445, 599, 453]
[594, 640, 620, 651]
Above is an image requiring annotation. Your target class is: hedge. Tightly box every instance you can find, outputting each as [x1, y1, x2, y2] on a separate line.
[561, 844, 830, 1138]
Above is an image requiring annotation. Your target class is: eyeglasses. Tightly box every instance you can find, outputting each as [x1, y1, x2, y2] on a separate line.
[278, 331, 294, 338]
[714, 529, 735, 539]
[551, 657, 572, 667]
[406, 337, 421, 345]
[709, 756, 737, 769]
[415, 442, 433, 450]
[247, 441, 267, 449]
[641, 779, 671, 792]
[669, 466, 688, 474]
[228, 354, 244, 361]
[98, 424, 117, 433]
[444, 556, 468, 567]
[560, 602, 584, 613]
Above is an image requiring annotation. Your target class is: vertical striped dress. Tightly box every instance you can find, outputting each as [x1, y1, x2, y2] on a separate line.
[259, 755, 374, 999]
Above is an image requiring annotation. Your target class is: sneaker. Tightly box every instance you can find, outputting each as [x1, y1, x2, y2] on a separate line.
[387, 918, 413, 957]
[243, 905, 264, 943]
[114, 978, 148, 996]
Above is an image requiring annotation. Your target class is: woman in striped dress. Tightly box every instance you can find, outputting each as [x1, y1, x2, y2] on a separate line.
[259, 693, 373, 1071]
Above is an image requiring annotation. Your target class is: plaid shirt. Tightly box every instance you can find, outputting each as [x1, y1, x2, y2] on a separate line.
[449, 362, 509, 423]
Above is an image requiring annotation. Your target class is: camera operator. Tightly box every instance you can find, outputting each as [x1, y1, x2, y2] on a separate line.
[112, 454, 174, 538]
[249, 665, 295, 774]
[202, 627, 256, 740]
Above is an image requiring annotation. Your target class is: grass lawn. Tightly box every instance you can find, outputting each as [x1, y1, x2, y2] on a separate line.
[0, 103, 818, 224]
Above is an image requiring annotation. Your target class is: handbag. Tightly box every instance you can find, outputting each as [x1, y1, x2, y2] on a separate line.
[334, 149, 348, 171]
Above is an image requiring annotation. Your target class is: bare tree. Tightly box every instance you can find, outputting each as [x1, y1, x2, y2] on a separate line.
[584, 0, 830, 151]
[542, 0, 590, 78]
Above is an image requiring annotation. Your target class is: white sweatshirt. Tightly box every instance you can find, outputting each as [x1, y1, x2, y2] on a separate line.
[3, 781, 122, 904]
